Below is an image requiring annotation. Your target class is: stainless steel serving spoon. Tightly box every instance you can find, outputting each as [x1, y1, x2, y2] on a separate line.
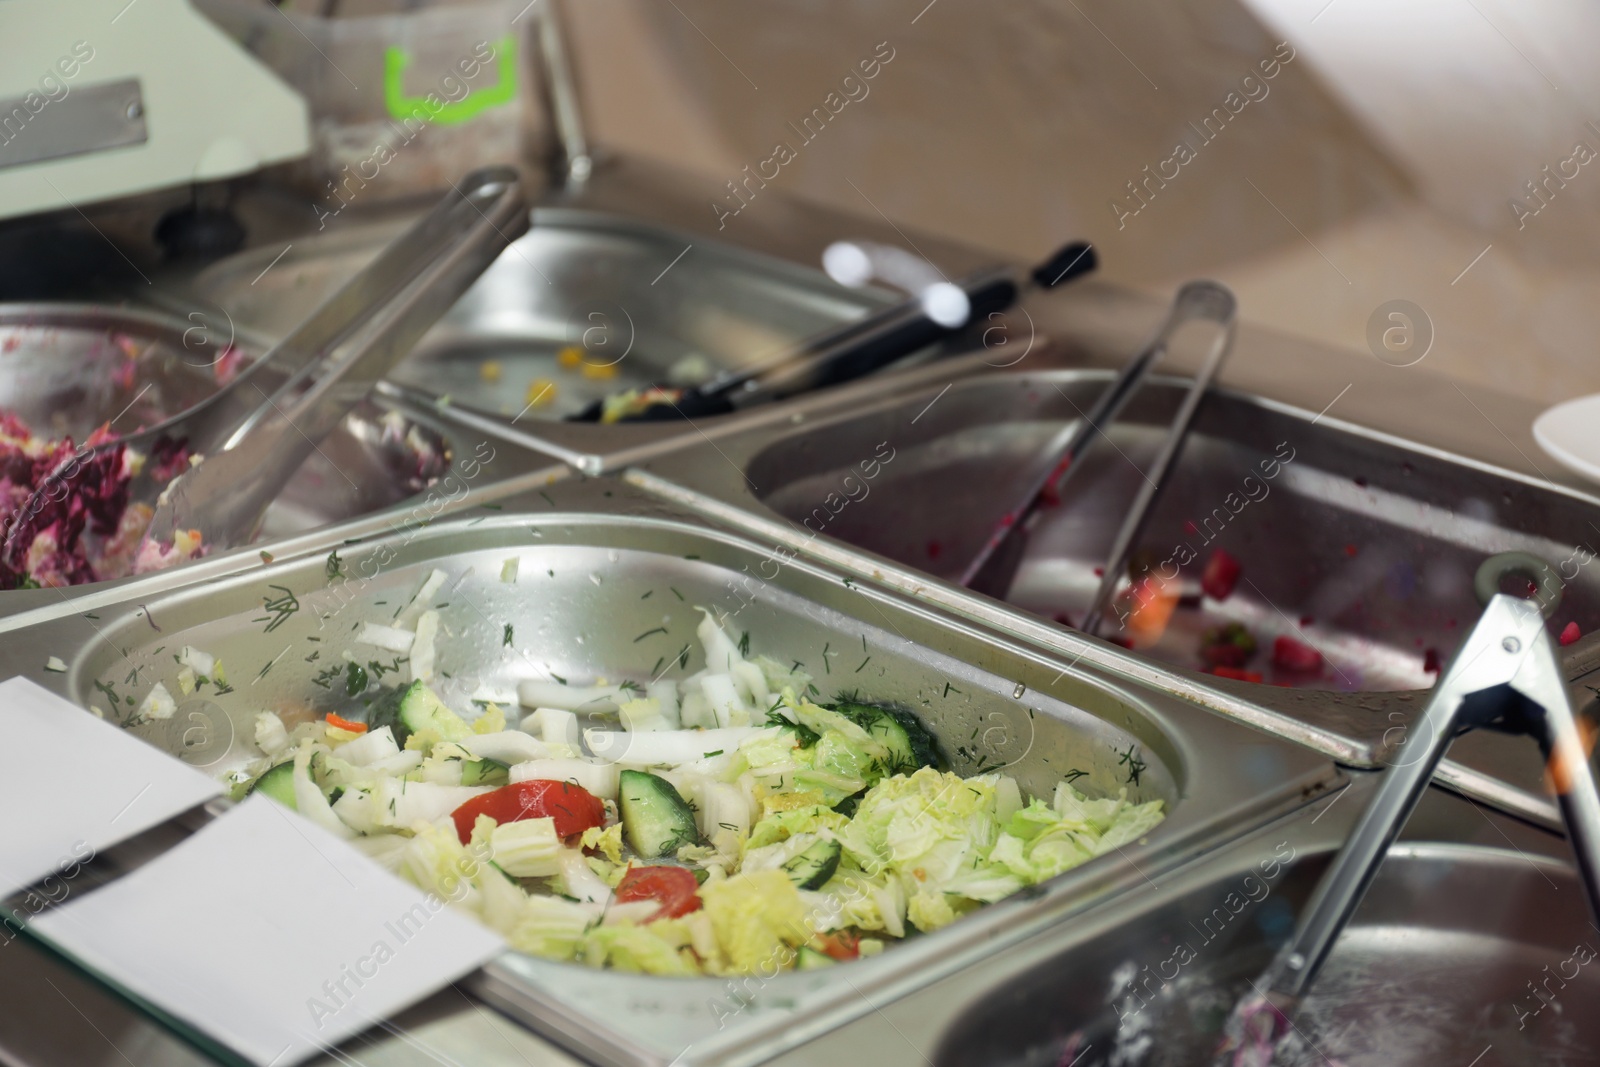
[3, 167, 525, 580]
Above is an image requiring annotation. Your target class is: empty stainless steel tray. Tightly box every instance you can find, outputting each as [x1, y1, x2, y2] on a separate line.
[0, 477, 1336, 1067]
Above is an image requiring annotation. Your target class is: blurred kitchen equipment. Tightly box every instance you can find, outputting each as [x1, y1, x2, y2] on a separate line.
[533, 0, 593, 185]
[962, 281, 1237, 620]
[2, 168, 524, 577]
[137, 168, 526, 558]
[573, 240, 1096, 423]
[0, 0, 308, 221]
[1212, 560, 1600, 1064]
[823, 239, 978, 327]
[195, 0, 543, 203]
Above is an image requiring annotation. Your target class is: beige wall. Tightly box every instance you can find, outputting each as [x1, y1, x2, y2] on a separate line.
[566, 0, 1600, 406]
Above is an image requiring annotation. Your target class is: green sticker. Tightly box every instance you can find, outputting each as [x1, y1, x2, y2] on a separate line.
[383, 35, 516, 128]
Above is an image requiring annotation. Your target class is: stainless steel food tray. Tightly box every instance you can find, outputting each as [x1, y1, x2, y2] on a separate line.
[180, 209, 904, 475]
[0, 476, 1337, 1067]
[0, 392, 565, 619]
[0, 301, 559, 609]
[618, 352, 1600, 826]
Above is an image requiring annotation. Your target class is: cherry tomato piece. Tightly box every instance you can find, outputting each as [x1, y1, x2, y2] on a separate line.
[450, 779, 605, 844]
[815, 930, 860, 961]
[615, 865, 702, 920]
[1272, 636, 1323, 673]
[1201, 548, 1242, 600]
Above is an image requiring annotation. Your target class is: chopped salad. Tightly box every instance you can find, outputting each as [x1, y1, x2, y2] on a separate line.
[0, 403, 443, 589]
[226, 587, 1165, 977]
[0, 411, 198, 589]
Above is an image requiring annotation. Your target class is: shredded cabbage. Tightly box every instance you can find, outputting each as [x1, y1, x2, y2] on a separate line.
[581, 822, 624, 864]
[489, 817, 569, 878]
[699, 869, 812, 973]
[747, 805, 850, 848]
[583, 923, 699, 976]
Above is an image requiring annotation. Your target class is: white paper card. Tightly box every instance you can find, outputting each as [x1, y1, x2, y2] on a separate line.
[0, 675, 222, 895]
[33, 794, 505, 1066]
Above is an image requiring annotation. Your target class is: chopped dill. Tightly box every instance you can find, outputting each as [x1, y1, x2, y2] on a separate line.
[1116, 744, 1147, 786]
[259, 585, 299, 632]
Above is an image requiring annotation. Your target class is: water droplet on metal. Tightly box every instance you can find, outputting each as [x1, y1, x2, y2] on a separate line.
[589, 573, 603, 586]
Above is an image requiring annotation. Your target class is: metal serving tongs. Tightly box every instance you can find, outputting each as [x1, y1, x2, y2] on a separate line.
[140, 168, 526, 557]
[960, 280, 1237, 625]
[1213, 555, 1600, 1065]
[4, 168, 526, 574]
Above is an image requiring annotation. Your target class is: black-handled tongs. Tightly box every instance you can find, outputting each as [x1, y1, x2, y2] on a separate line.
[1214, 552, 1600, 1063]
[569, 241, 1097, 423]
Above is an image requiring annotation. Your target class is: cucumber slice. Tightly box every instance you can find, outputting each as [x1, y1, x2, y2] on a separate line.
[796, 946, 835, 970]
[460, 757, 510, 787]
[249, 762, 297, 810]
[368, 680, 471, 746]
[618, 770, 699, 858]
[832, 702, 944, 774]
[781, 837, 841, 890]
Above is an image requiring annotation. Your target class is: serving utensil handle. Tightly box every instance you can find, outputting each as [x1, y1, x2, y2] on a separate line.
[144, 168, 527, 552]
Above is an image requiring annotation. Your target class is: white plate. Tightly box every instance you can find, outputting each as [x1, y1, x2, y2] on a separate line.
[1533, 393, 1600, 485]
